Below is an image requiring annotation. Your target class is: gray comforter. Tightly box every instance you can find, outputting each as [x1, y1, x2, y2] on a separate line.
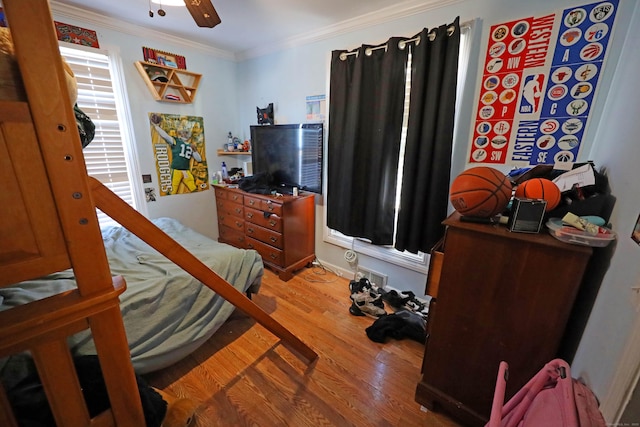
[0, 217, 263, 374]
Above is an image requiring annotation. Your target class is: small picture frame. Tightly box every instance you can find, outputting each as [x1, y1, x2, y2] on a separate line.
[142, 46, 187, 69]
[157, 52, 177, 68]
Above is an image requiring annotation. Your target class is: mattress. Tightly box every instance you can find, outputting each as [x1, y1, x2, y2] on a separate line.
[0, 217, 264, 374]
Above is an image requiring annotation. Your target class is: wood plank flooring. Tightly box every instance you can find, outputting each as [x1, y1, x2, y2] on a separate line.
[145, 266, 463, 426]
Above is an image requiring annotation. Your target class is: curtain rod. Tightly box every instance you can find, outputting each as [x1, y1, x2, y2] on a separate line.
[339, 19, 472, 60]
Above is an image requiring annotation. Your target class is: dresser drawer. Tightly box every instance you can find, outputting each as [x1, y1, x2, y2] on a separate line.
[245, 223, 283, 249]
[425, 238, 444, 299]
[218, 225, 246, 247]
[216, 198, 244, 218]
[244, 195, 283, 216]
[218, 213, 244, 231]
[226, 190, 243, 204]
[214, 187, 228, 200]
[246, 237, 284, 267]
[244, 207, 283, 233]
[213, 187, 316, 281]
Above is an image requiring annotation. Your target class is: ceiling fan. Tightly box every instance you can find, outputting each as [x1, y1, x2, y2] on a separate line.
[149, 0, 221, 28]
[184, 0, 221, 28]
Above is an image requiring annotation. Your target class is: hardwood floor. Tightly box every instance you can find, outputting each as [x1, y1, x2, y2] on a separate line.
[145, 266, 463, 426]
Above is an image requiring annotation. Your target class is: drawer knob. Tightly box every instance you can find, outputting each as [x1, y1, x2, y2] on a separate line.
[235, 221, 242, 228]
[270, 254, 277, 260]
[270, 236, 277, 243]
[249, 200, 255, 205]
[248, 244, 254, 249]
[247, 227, 254, 234]
[269, 220, 276, 227]
[247, 212, 254, 219]
[235, 208, 242, 214]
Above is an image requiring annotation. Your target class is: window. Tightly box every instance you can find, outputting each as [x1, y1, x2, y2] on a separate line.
[60, 44, 144, 227]
[323, 21, 474, 273]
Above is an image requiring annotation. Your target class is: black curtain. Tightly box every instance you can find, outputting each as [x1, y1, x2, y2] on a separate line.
[395, 18, 461, 254]
[327, 38, 408, 245]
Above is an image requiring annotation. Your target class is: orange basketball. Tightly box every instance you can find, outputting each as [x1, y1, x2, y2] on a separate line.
[449, 167, 512, 217]
[514, 178, 561, 211]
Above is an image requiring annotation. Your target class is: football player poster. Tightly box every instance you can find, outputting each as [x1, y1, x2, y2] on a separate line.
[149, 112, 209, 197]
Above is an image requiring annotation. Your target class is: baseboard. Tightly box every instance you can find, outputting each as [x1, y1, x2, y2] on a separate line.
[600, 310, 640, 423]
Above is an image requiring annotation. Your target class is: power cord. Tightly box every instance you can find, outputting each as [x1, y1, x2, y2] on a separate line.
[344, 240, 360, 281]
[344, 249, 357, 265]
[303, 258, 340, 283]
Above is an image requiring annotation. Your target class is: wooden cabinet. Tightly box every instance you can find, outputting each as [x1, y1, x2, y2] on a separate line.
[415, 212, 592, 426]
[134, 61, 201, 103]
[214, 185, 315, 281]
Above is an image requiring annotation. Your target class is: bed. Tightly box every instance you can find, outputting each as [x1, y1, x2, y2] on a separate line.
[0, 217, 264, 374]
[0, 1, 314, 424]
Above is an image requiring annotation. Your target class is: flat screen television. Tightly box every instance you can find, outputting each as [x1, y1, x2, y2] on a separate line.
[250, 124, 324, 194]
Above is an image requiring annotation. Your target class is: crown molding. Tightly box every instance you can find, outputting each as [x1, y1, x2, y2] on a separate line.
[50, 0, 466, 63]
[49, 1, 235, 60]
[236, 0, 466, 61]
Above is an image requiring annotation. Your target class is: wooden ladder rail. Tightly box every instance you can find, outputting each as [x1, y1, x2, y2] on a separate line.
[0, 278, 132, 427]
[90, 177, 319, 363]
[1, 0, 147, 425]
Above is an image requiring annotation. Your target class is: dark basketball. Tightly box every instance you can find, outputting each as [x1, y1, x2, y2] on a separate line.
[449, 166, 512, 217]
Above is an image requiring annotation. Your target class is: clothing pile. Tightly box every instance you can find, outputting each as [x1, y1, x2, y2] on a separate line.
[347, 277, 430, 344]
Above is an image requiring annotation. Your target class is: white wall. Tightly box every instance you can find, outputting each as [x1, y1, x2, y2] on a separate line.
[52, 8, 243, 239]
[572, 0, 640, 415]
[54, 0, 640, 419]
[234, 0, 640, 418]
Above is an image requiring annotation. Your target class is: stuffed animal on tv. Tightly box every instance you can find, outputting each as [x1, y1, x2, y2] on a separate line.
[257, 102, 274, 125]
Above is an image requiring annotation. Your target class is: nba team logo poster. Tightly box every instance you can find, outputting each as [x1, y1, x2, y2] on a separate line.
[149, 113, 209, 196]
[468, 0, 619, 166]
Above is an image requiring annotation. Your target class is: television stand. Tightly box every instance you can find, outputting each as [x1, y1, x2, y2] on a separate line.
[213, 185, 316, 281]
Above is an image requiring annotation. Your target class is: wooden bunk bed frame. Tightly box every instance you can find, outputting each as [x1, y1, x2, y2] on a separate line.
[0, 1, 317, 425]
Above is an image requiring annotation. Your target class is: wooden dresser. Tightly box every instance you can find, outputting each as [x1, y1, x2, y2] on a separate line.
[415, 212, 592, 426]
[214, 185, 316, 281]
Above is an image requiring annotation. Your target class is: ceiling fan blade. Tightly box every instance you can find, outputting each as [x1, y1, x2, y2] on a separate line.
[184, 0, 221, 28]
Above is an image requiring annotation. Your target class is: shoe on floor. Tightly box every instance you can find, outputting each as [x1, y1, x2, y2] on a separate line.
[349, 300, 386, 318]
[381, 289, 415, 308]
[405, 298, 429, 319]
[349, 277, 376, 294]
[350, 289, 385, 308]
[349, 279, 386, 318]
[350, 281, 384, 309]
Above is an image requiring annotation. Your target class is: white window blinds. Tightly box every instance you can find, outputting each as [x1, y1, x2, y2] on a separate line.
[59, 45, 137, 227]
